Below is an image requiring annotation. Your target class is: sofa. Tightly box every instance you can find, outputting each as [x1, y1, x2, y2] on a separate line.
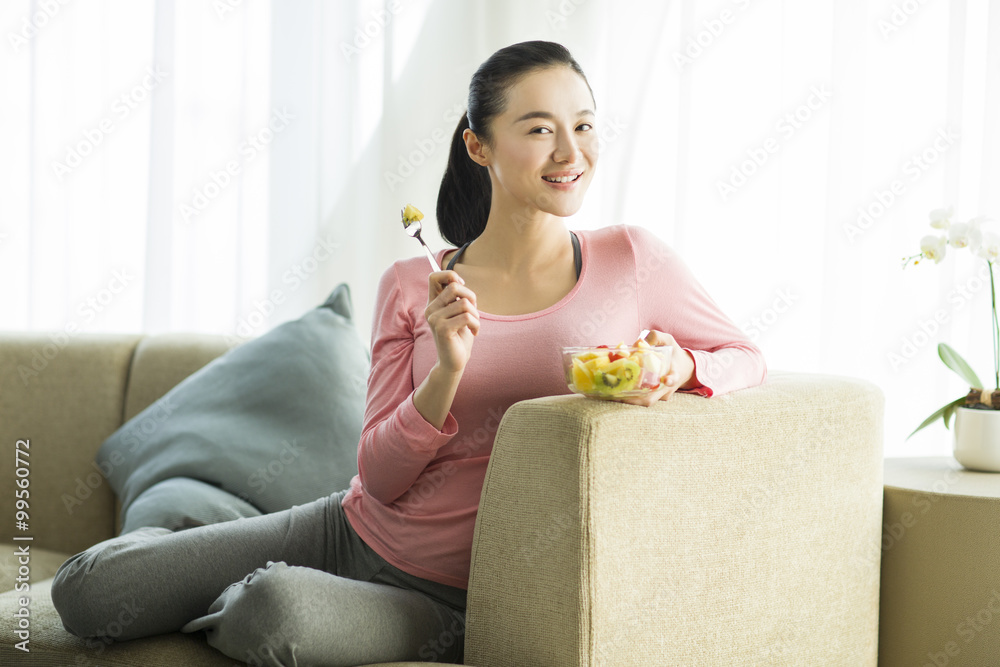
[0, 331, 884, 666]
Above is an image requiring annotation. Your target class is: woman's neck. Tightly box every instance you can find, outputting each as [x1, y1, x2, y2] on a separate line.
[465, 201, 570, 276]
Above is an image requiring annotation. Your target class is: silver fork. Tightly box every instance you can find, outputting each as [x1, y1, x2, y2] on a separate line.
[402, 207, 442, 272]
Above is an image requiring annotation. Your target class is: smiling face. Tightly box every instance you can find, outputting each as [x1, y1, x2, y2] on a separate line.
[464, 66, 598, 220]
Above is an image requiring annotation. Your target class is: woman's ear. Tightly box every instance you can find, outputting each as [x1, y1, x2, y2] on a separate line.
[463, 128, 490, 167]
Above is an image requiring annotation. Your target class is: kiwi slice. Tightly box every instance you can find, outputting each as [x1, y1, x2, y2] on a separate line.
[596, 371, 620, 389]
[618, 360, 641, 392]
[593, 360, 641, 395]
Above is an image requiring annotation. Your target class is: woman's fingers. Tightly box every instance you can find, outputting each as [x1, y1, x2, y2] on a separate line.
[425, 271, 478, 330]
[428, 271, 476, 304]
[432, 296, 479, 324]
[426, 290, 480, 339]
[428, 270, 462, 300]
[615, 330, 688, 406]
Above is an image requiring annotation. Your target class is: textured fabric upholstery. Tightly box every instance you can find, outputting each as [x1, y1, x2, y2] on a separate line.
[0, 330, 884, 666]
[0, 332, 142, 555]
[122, 333, 235, 422]
[465, 372, 884, 667]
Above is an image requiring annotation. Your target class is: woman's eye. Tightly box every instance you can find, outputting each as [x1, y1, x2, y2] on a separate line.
[577, 123, 593, 131]
[531, 127, 552, 134]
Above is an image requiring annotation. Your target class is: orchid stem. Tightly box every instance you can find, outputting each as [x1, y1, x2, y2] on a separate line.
[990, 260, 999, 390]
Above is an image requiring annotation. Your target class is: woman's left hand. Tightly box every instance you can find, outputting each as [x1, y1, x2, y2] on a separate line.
[613, 330, 696, 407]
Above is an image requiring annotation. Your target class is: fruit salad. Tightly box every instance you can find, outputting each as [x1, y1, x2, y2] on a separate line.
[562, 341, 672, 399]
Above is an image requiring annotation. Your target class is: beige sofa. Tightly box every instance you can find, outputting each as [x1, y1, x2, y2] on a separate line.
[0, 331, 884, 666]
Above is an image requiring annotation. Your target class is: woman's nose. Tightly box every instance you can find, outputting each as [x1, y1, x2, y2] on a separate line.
[554, 131, 582, 163]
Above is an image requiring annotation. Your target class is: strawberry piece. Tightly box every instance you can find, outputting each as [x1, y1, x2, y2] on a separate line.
[608, 351, 625, 362]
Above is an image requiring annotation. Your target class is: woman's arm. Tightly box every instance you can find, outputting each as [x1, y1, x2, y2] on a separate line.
[625, 225, 767, 398]
[355, 265, 456, 505]
[356, 263, 480, 505]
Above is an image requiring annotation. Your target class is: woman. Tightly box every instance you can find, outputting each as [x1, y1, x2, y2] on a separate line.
[51, 40, 765, 666]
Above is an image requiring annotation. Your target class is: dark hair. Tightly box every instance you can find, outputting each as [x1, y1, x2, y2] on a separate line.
[436, 41, 594, 247]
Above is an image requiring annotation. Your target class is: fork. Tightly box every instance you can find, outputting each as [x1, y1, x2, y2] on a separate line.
[401, 207, 442, 272]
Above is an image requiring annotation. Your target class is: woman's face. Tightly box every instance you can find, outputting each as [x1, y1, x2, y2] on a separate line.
[468, 66, 598, 220]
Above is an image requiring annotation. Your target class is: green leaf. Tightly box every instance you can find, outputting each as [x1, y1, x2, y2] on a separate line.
[907, 396, 967, 440]
[944, 400, 961, 429]
[938, 343, 983, 389]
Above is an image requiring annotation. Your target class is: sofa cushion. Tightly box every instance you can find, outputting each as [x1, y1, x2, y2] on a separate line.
[96, 284, 369, 527]
[0, 333, 143, 555]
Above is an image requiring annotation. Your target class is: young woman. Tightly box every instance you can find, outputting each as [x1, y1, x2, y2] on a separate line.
[51, 41, 765, 666]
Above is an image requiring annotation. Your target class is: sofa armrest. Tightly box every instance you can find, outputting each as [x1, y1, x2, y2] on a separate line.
[464, 372, 884, 667]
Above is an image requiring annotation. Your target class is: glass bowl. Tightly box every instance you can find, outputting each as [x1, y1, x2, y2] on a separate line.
[562, 344, 672, 399]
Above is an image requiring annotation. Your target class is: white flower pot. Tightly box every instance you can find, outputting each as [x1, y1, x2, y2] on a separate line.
[953, 407, 1000, 472]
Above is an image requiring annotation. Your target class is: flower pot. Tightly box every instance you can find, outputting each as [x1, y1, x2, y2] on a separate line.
[953, 406, 1000, 472]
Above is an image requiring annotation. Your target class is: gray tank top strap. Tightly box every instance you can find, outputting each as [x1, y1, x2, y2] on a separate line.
[446, 232, 581, 279]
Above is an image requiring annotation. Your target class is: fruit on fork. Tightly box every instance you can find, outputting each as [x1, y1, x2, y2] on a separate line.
[400, 204, 441, 272]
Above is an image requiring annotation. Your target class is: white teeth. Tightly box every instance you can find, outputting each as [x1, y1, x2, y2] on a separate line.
[543, 174, 580, 183]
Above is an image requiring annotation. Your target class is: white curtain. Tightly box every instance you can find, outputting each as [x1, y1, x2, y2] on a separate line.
[2, 0, 998, 457]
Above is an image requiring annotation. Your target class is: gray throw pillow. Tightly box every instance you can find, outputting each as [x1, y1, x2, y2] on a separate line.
[97, 283, 369, 527]
[122, 477, 263, 533]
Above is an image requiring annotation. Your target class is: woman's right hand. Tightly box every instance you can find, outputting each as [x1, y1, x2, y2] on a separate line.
[425, 270, 480, 374]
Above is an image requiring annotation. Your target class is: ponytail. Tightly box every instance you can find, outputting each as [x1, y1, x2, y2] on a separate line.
[435, 41, 594, 249]
[436, 112, 491, 247]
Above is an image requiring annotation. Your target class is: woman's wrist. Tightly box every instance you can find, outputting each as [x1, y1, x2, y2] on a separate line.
[413, 363, 464, 431]
[678, 349, 699, 390]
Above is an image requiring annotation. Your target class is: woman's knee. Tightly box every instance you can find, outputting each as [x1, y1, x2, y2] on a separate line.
[193, 561, 310, 665]
[50, 528, 169, 639]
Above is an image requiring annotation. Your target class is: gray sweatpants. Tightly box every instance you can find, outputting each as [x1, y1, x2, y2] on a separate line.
[51, 489, 467, 666]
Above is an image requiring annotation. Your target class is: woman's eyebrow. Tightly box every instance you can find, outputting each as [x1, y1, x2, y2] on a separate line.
[513, 109, 595, 124]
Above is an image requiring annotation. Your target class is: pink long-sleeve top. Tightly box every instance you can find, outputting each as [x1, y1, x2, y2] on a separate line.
[340, 224, 766, 589]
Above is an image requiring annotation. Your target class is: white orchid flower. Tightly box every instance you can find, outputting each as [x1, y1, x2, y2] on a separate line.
[978, 231, 1000, 263]
[949, 222, 982, 250]
[921, 234, 947, 263]
[929, 206, 955, 230]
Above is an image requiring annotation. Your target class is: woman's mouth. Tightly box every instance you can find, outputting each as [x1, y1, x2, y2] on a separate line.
[542, 172, 583, 188]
